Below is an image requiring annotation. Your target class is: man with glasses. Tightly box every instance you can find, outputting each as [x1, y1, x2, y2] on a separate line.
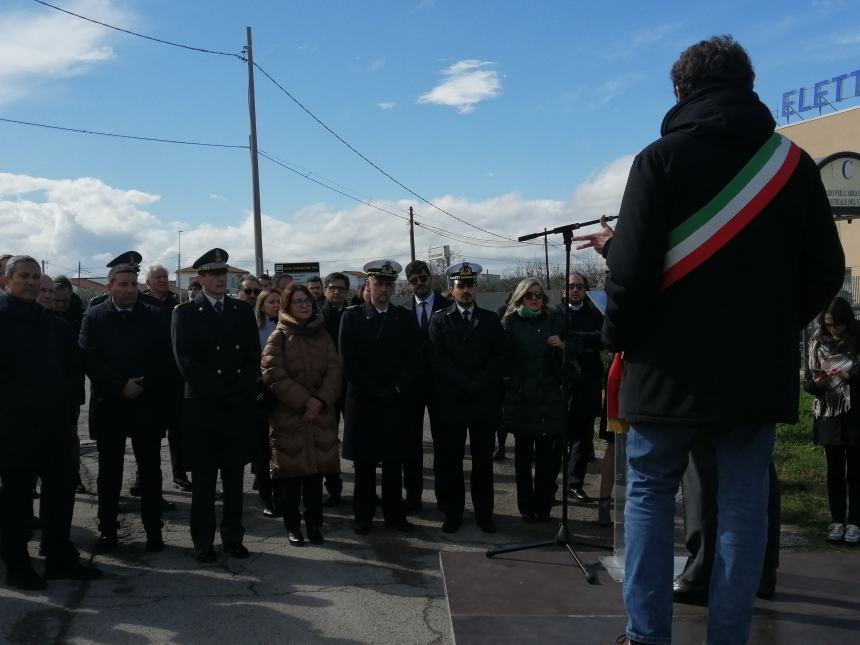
[340, 259, 418, 535]
[320, 271, 350, 507]
[427, 261, 505, 533]
[558, 272, 604, 503]
[172, 248, 261, 563]
[236, 275, 262, 304]
[403, 260, 452, 512]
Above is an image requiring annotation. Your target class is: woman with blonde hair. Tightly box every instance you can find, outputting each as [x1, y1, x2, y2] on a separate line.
[252, 288, 281, 517]
[262, 285, 341, 545]
[501, 278, 565, 521]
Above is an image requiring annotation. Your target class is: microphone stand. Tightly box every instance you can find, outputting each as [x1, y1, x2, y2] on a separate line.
[485, 219, 615, 584]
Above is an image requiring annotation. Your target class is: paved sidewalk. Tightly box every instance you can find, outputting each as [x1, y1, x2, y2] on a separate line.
[1, 418, 611, 645]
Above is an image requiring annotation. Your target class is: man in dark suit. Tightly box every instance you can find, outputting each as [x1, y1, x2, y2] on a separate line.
[171, 248, 261, 563]
[402, 260, 452, 512]
[80, 252, 171, 554]
[427, 261, 505, 534]
[1, 255, 100, 590]
[340, 259, 418, 535]
[320, 271, 350, 507]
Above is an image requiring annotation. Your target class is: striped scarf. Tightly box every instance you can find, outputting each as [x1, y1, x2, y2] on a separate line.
[808, 330, 853, 418]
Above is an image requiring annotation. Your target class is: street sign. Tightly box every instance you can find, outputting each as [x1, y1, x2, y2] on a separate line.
[273, 262, 320, 284]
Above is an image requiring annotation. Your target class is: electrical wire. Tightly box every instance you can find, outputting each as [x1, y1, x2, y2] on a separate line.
[0, 117, 248, 149]
[31, 0, 245, 59]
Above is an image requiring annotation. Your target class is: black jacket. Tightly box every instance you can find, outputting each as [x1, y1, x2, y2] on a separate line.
[557, 300, 604, 418]
[321, 301, 346, 351]
[79, 297, 170, 439]
[171, 293, 261, 466]
[603, 83, 843, 426]
[427, 303, 506, 425]
[339, 302, 418, 461]
[0, 292, 79, 470]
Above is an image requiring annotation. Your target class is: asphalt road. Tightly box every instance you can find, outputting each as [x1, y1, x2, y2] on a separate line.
[0, 415, 611, 645]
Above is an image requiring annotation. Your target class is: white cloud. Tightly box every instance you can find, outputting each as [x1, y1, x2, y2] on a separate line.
[369, 58, 385, 73]
[0, 0, 127, 104]
[376, 101, 396, 110]
[418, 59, 501, 114]
[834, 30, 860, 45]
[563, 74, 642, 112]
[0, 156, 632, 278]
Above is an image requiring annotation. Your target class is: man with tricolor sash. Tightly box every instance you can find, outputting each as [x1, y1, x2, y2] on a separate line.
[598, 36, 843, 645]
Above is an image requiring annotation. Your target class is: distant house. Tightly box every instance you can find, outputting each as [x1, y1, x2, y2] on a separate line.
[69, 277, 109, 294]
[342, 271, 368, 291]
[177, 265, 250, 294]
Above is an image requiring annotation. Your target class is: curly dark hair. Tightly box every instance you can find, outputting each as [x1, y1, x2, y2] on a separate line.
[670, 35, 754, 98]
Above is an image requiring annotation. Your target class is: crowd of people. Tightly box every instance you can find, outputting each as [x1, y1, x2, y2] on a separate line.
[0, 248, 612, 592]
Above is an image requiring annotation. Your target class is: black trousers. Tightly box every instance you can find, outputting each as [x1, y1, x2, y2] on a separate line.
[434, 421, 495, 521]
[403, 395, 433, 502]
[824, 445, 860, 524]
[1, 429, 79, 570]
[353, 460, 404, 524]
[514, 434, 562, 517]
[278, 474, 323, 530]
[679, 435, 780, 587]
[97, 430, 162, 533]
[254, 414, 273, 504]
[190, 463, 245, 549]
[567, 415, 595, 489]
[165, 391, 186, 479]
[324, 407, 343, 498]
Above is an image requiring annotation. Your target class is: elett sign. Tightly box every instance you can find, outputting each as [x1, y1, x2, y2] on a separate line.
[781, 70, 860, 118]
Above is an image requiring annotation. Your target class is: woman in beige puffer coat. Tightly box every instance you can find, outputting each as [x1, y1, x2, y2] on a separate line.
[261, 284, 341, 546]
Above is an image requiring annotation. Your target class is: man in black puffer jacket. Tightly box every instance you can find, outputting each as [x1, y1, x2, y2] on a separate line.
[602, 36, 843, 645]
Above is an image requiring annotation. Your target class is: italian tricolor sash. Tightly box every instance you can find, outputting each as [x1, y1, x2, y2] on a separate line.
[660, 133, 801, 290]
[607, 133, 801, 432]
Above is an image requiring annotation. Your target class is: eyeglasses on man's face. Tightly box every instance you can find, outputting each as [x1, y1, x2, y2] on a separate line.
[325, 285, 347, 291]
[243, 288, 262, 296]
[568, 282, 586, 290]
[408, 275, 430, 285]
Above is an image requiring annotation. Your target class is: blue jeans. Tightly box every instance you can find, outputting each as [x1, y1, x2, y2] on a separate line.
[624, 423, 774, 645]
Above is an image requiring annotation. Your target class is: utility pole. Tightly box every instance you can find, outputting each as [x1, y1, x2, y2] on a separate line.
[409, 206, 416, 262]
[177, 230, 183, 303]
[77, 261, 81, 286]
[41, 259, 46, 273]
[543, 228, 551, 291]
[245, 27, 264, 276]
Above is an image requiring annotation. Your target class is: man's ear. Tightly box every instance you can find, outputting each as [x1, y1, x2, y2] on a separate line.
[674, 85, 684, 102]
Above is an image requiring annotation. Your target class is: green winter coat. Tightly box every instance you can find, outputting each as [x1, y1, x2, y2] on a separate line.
[501, 309, 565, 437]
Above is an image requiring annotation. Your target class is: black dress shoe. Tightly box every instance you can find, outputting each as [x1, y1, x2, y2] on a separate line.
[672, 576, 708, 603]
[145, 531, 165, 553]
[569, 488, 594, 503]
[307, 526, 324, 545]
[262, 501, 281, 518]
[44, 560, 103, 581]
[441, 517, 462, 533]
[385, 518, 415, 533]
[288, 529, 305, 546]
[94, 534, 118, 555]
[477, 518, 498, 534]
[160, 497, 176, 511]
[6, 566, 47, 591]
[322, 493, 342, 507]
[172, 476, 193, 492]
[405, 497, 423, 513]
[194, 547, 217, 563]
[353, 520, 372, 535]
[224, 543, 250, 559]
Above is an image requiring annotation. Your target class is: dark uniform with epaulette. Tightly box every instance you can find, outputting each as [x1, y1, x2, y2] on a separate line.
[340, 260, 418, 533]
[171, 248, 260, 561]
[79, 252, 171, 552]
[427, 261, 505, 533]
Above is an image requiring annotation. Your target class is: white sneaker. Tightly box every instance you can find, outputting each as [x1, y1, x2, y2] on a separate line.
[827, 522, 846, 544]
[844, 524, 860, 545]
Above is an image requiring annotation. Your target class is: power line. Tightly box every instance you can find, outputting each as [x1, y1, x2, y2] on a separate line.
[31, 0, 244, 59]
[0, 117, 248, 149]
[252, 61, 551, 248]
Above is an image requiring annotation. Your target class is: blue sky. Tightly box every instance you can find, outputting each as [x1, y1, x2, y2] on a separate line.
[1, 0, 859, 279]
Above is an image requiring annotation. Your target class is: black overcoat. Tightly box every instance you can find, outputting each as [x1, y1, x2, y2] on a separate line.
[427, 303, 506, 426]
[339, 302, 417, 462]
[0, 292, 77, 470]
[603, 83, 844, 426]
[557, 300, 604, 418]
[79, 297, 169, 440]
[171, 293, 261, 468]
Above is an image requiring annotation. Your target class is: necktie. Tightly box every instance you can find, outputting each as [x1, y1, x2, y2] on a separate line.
[420, 301, 429, 329]
[462, 309, 470, 324]
[214, 300, 223, 314]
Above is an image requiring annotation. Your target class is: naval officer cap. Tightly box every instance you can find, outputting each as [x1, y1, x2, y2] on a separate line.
[107, 251, 142, 278]
[445, 260, 482, 283]
[362, 259, 402, 281]
[193, 248, 229, 273]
